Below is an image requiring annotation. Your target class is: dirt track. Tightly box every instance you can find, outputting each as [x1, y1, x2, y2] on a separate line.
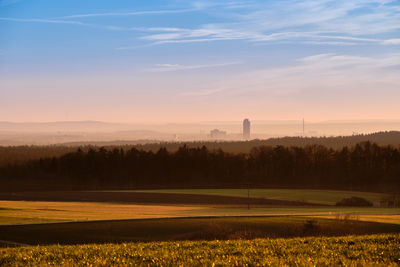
[0, 191, 320, 206]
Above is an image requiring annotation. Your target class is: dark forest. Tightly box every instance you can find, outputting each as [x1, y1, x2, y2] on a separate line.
[1, 141, 399, 192]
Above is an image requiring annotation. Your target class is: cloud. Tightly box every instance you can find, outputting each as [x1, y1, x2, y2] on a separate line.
[138, 27, 382, 46]
[382, 39, 400, 45]
[1, 0, 398, 47]
[180, 88, 226, 96]
[0, 17, 92, 26]
[115, 37, 241, 50]
[152, 37, 240, 45]
[180, 53, 400, 98]
[0, 17, 141, 31]
[302, 41, 357, 46]
[134, 0, 399, 46]
[56, 9, 196, 19]
[141, 33, 183, 41]
[144, 62, 240, 72]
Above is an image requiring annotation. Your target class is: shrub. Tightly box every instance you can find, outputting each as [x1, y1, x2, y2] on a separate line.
[336, 196, 373, 207]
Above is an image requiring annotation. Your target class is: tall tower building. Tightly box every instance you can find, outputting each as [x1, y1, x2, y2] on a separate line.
[243, 118, 250, 140]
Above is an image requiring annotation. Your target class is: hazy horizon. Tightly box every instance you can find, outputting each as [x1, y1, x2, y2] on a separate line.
[2, 118, 400, 124]
[1, 119, 399, 146]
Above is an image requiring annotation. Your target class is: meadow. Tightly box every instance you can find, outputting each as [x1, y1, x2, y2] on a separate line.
[1, 216, 400, 246]
[1, 198, 399, 225]
[131, 188, 388, 205]
[0, 187, 399, 226]
[0, 188, 399, 266]
[0, 201, 210, 224]
[1, 234, 399, 266]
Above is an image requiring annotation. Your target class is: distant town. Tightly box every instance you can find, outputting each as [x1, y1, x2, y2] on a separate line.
[1, 119, 400, 146]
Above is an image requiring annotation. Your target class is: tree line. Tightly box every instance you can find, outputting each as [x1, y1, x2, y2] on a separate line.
[0, 131, 399, 167]
[0, 141, 399, 192]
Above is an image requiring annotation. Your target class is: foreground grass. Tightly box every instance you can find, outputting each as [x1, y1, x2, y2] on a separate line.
[131, 188, 387, 205]
[1, 234, 399, 266]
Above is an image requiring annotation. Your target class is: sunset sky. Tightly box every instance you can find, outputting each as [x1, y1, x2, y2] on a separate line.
[1, 0, 399, 123]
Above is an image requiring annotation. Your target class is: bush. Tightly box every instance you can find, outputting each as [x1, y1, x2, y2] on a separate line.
[336, 197, 373, 207]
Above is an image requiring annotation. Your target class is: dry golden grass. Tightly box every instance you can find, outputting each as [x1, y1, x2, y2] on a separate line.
[355, 215, 400, 224]
[0, 201, 205, 224]
[1, 234, 400, 266]
[311, 214, 400, 225]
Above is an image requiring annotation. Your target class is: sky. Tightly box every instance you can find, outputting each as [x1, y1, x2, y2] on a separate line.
[0, 0, 399, 123]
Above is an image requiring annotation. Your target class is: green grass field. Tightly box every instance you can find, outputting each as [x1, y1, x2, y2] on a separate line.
[130, 188, 388, 205]
[1, 234, 399, 266]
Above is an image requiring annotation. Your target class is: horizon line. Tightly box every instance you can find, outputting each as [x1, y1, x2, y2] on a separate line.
[2, 119, 400, 125]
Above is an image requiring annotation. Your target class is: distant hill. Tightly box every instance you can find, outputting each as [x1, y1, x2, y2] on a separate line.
[61, 139, 159, 147]
[54, 131, 400, 151]
[132, 131, 400, 153]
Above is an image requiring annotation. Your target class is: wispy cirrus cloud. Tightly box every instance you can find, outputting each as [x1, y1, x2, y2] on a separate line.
[144, 62, 240, 72]
[1, 0, 399, 47]
[134, 0, 400, 46]
[302, 41, 357, 46]
[0, 17, 93, 26]
[180, 88, 226, 96]
[139, 27, 383, 46]
[56, 9, 196, 19]
[181, 53, 400, 98]
[0, 17, 142, 31]
[382, 39, 400, 45]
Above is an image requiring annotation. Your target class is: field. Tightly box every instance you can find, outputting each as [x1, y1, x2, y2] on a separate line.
[0, 190, 318, 206]
[131, 188, 388, 205]
[0, 188, 399, 266]
[0, 201, 210, 224]
[1, 199, 400, 225]
[1, 215, 400, 246]
[0, 188, 399, 226]
[1, 234, 399, 266]
[315, 214, 400, 225]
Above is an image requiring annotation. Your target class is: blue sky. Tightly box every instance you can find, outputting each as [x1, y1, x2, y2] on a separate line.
[1, 0, 399, 123]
